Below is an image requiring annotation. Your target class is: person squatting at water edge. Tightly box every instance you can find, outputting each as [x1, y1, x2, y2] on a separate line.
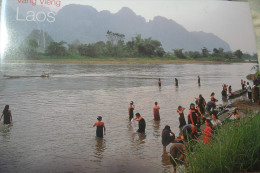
[161, 125, 176, 152]
[134, 113, 146, 133]
[128, 101, 135, 121]
[153, 102, 160, 121]
[93, 116, 106, 138]
[0, 105, 12, 124]
[182, 124, 199, 141]
[169, 143, 186, 173]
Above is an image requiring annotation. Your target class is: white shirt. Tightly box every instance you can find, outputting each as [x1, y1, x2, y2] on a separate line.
[211, 119, 222, 126]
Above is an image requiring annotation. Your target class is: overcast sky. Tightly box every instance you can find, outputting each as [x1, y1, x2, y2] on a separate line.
[5, 0, 257, 54]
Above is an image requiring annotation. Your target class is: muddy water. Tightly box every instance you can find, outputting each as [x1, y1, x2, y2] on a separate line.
[0, 62, 255, 173]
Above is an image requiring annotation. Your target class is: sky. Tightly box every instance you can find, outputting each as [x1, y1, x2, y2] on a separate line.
[57, 0, 257, 54]
[3, 0, 258, 54]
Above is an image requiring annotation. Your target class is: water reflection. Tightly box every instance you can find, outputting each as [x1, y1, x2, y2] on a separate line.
[153, 120, 161, 138]
[94, 138, 106, 161]
[161, 151, 171, 167]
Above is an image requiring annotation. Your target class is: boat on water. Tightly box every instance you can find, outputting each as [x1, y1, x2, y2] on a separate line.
[228, 89, 247, 99]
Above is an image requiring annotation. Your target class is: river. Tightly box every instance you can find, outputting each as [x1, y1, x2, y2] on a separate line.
[0, 62, 255, 173]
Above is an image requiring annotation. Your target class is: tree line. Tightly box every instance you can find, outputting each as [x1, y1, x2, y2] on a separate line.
[4, 30, 257, 61]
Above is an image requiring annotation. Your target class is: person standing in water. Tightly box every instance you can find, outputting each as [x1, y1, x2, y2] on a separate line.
[153, 102, 160, 121]
[128, 101, 135, 120]
[134, 113, 146, 133]
[175, 78, 178, 86]
[93, 116, 106, 138]
[177, 106, 186, 135]
[198, 75, 200, 85]
[0, 105, 12, 124]
[158, 78, 161, 87]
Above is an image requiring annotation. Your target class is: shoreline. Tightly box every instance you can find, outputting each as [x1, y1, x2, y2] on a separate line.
[1, 59, 256, 64]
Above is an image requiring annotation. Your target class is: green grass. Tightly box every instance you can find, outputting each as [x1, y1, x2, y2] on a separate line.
[185, 114, 260, 173]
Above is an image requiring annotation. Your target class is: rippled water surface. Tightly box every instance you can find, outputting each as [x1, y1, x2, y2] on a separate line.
[0, 62, 255, 173]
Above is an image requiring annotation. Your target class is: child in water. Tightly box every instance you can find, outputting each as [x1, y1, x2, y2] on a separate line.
[93, 116, 106, 138]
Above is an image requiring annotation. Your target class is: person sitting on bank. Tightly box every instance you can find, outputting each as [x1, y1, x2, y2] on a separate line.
[182, 124, 199, 141]
[153, 102, 160, 121]
[134, 113, 146, 133]
[0, 105, 12, 124]
[161, 125, 176, 152]
[128, 101, 135, 121]
[230, 108, 242, 120]
[93, 116, 106, 138]
[169, 143, 186, 173]
[210, 111, 222, 128]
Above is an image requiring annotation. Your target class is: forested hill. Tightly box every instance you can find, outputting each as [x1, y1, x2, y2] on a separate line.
[6, 4, 231, 52]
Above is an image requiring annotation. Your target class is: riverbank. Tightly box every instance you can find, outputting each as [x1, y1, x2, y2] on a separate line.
[2, 57, 254, 64]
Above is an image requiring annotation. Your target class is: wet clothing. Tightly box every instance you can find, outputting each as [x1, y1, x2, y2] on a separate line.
[3, 110, 12, 124]
[128, 105, 134, 120]
[203, 126, 212, 144]
[198, 97, 206, 115]
[162, 129, 175, 147]
[94, 121, 105, 138]
[222, 89, 227, 97]
[188, 109, 198, 125]
[169, 143, 185, 167]
[137, 117, 146, 133]
[153, 105, 160, 121]
[177, 110, 186, 128]
[175, 79, 178, 86]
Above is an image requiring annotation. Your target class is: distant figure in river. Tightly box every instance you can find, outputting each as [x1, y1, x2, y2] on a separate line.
[177, 106, 186, 134]
[161, 125, 176, 152]
[134, 113, 146, 133]
[41, 71, 49, 77]
[246, 82, 252, 102]
[153, 102, 160, 121]
[203, 119, 213, 144]
[175, 78, 178, 86]
[198, 75, 200, 85]
[93, 116, 106, 138]
[169, 143, 186, 173]
[128, 101, 135, 121]
[158, 78, 161, 87]
[0, 105, 12, 124]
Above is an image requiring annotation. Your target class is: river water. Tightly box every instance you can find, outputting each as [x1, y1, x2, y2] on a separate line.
[0, 62, 255, 173]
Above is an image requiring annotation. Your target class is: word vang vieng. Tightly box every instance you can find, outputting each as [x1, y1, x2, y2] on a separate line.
[18, 0, 61, 7]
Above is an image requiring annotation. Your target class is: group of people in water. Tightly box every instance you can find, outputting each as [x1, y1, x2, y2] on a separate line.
[91, 76, 248, 172]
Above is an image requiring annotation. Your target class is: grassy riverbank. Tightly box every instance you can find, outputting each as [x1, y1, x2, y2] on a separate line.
[2, 55, 251, 64]
[185, 113, 260, 173]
